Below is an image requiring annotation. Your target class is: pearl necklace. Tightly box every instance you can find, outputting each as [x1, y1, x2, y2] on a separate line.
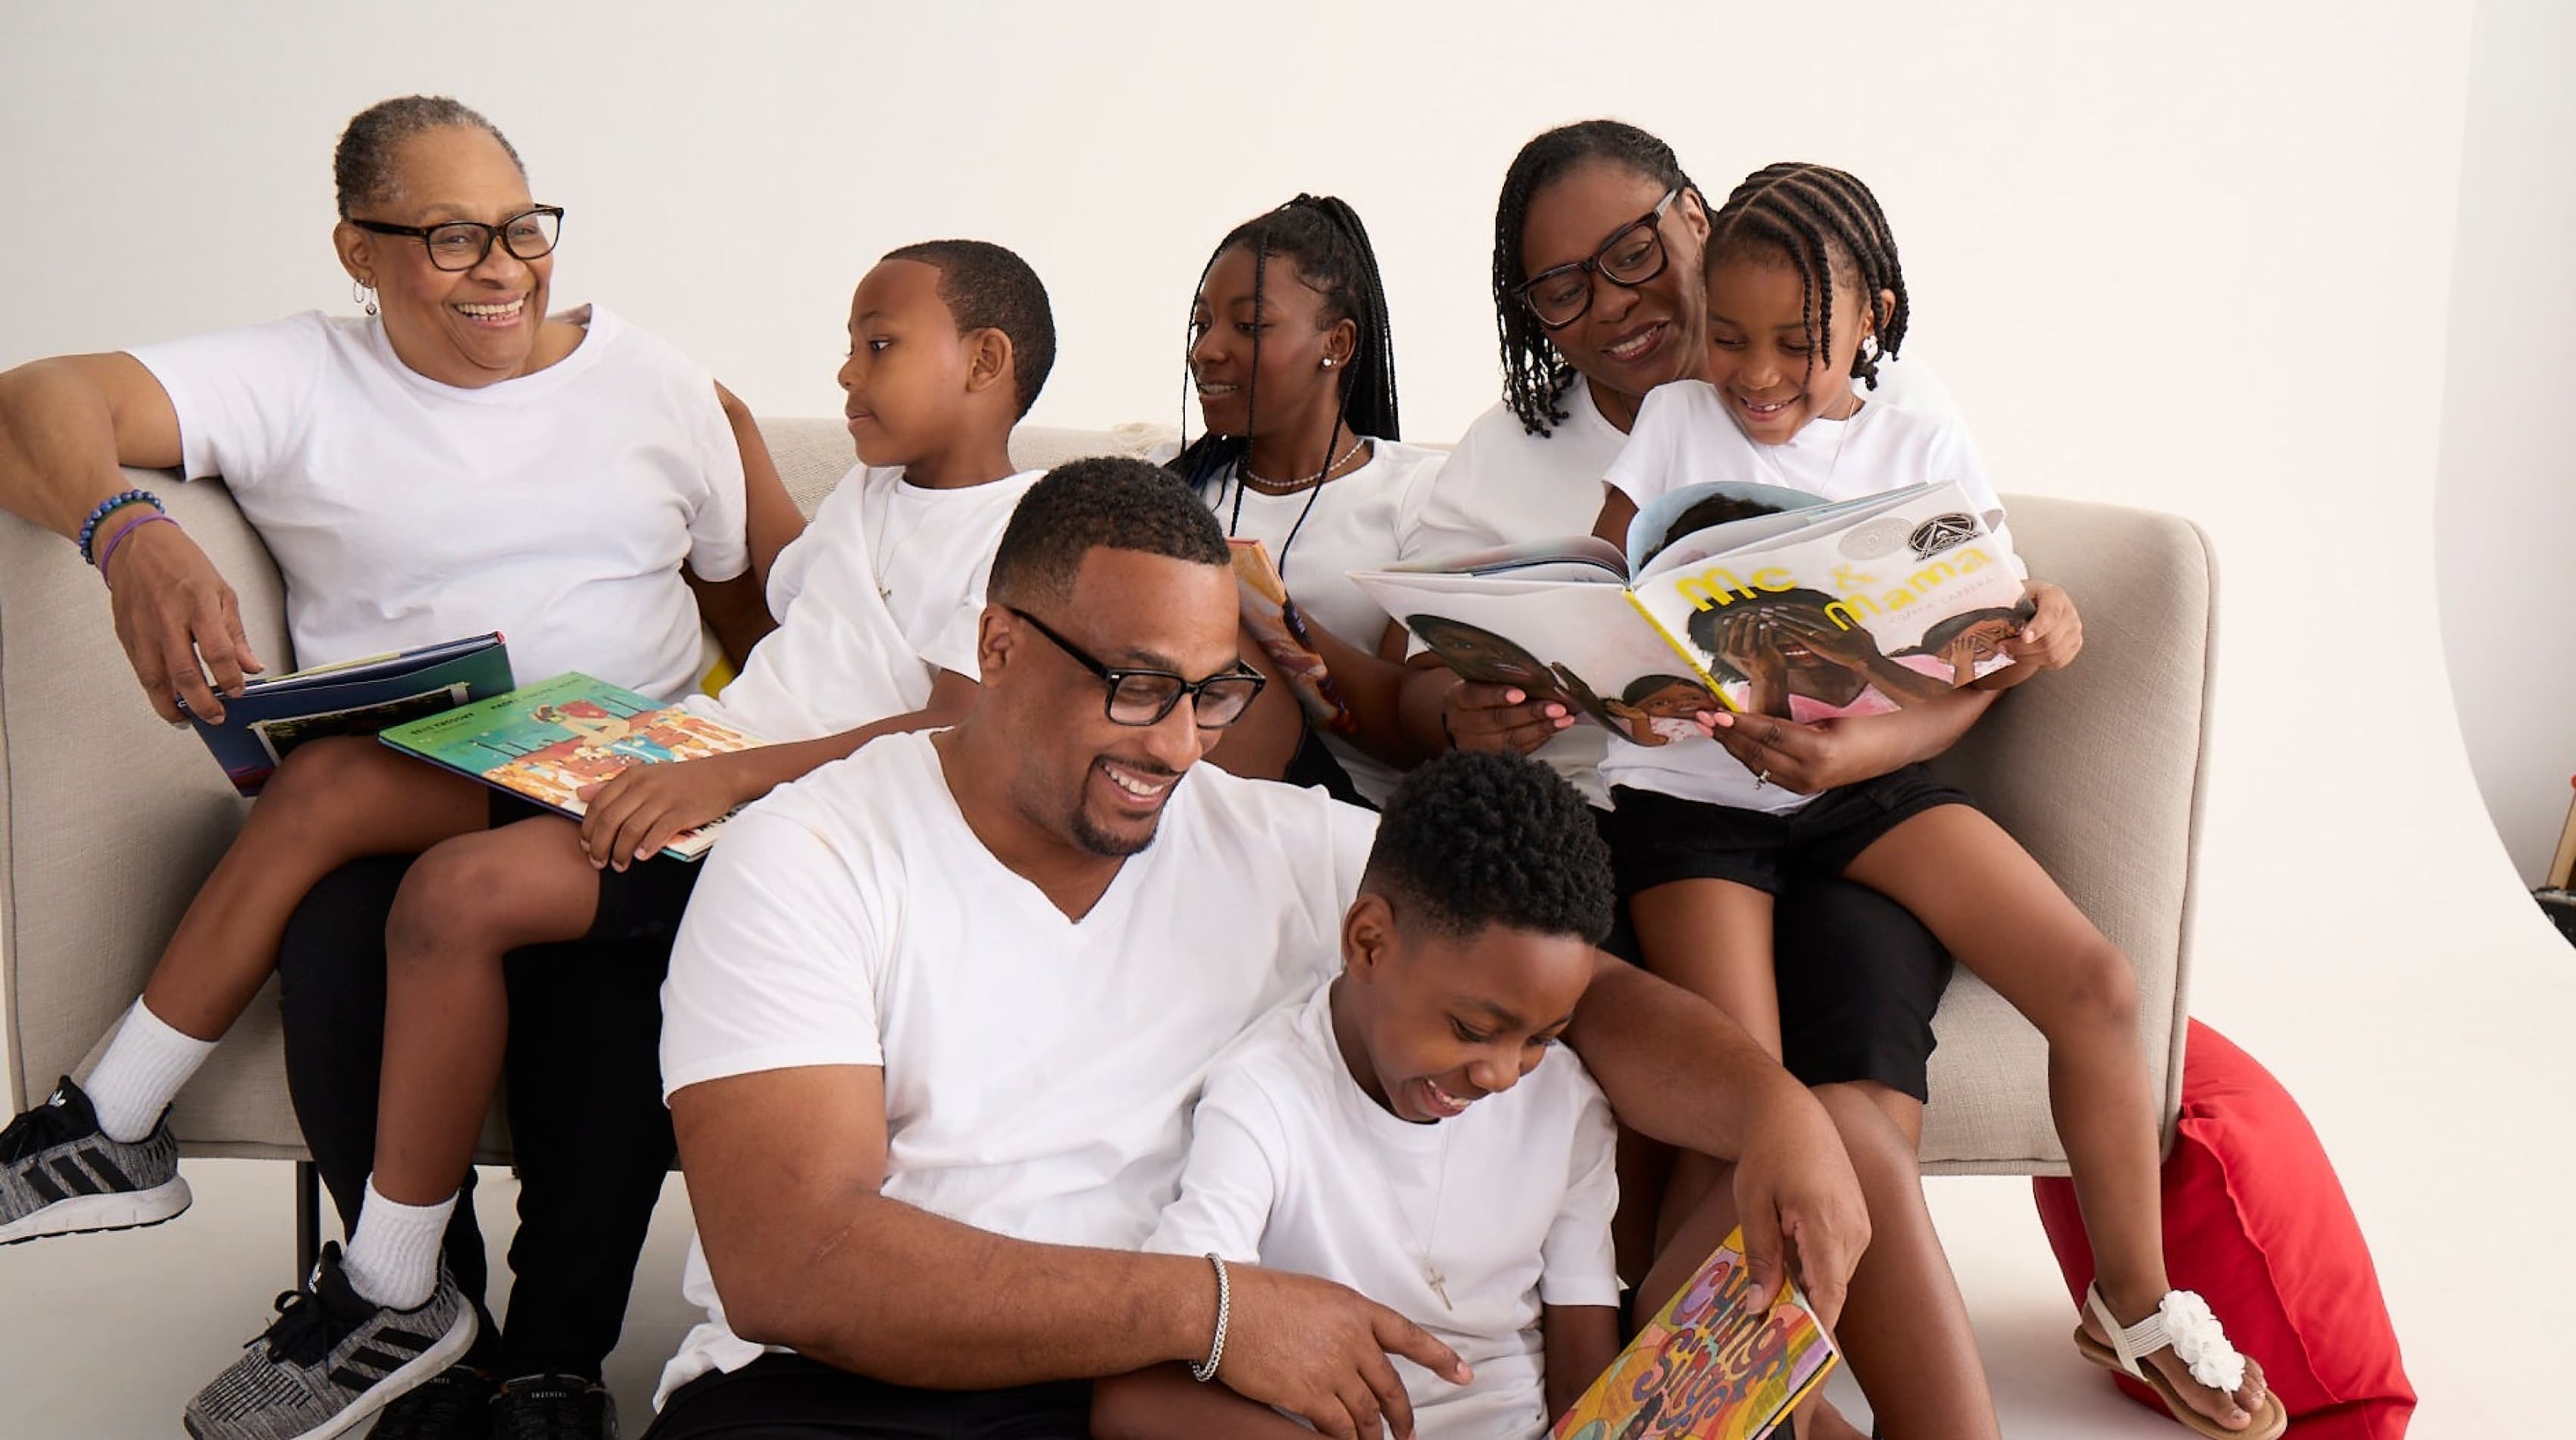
[1240, 434, 1368, 493]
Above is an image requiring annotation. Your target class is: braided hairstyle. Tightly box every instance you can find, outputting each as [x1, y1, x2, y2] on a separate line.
[333, 95, 524, 219]
[1169, 194, 1400, 494]
[1705, 162, 1909, 390]
[1491, 121, 1699, 437]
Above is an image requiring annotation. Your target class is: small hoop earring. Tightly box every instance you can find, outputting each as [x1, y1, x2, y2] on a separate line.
[352, 277, 378, 318]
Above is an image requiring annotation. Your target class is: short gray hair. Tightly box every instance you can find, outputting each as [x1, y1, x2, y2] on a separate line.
[332, 95, 524, 219]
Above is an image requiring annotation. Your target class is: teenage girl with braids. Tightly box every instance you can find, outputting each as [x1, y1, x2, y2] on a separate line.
[1420, 120, 2000, 1440]
[1168, 194, 1452, 804]
[1595, 161, 2282, 1440]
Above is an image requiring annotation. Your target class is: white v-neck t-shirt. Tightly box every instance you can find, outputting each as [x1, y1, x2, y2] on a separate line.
[1146, 980, 1619, 1440]
[653, 731, 1378, 1402]
[1186, 437, 1449, 803]
[129, 306, 746, 703]
[692, 465, 1040, 741]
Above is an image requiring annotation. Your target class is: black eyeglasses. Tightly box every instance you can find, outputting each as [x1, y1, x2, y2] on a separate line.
[1513, 189, 1680, 330]
[349, 206, 565, 272]
[1007, 607, 1267, 727]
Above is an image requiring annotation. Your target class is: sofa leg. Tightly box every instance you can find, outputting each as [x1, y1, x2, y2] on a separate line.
[294, 1160, 320, 1282]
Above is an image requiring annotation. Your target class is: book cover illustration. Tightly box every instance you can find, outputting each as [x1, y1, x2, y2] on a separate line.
[377, 672, 765, 860]
[1352, 482, 2030, 753]
[1230, 537, 1357, 733]
[1552, 1226, 1839, 1440]
[180, 632, 514, 797]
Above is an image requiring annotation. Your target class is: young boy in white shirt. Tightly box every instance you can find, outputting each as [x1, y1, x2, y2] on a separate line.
[167, 239, 1055, 1438]
[1091, 750, 1624, 1440]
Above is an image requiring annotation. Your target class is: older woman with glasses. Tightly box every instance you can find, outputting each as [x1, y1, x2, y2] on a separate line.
[0, 95, 793, 1440]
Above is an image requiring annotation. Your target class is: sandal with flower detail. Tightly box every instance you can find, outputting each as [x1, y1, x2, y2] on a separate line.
[2072, 1284, 2286, 1439]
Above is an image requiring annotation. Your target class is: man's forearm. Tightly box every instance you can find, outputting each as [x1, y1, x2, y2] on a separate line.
[714, 1188, 1220, 1386]
[1562, 956, 1815, 1159]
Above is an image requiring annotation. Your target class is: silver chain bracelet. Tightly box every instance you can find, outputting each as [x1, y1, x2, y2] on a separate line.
[1190, 1253, 1231, 1382]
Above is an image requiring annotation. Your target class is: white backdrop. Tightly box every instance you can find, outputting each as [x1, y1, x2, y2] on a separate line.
[5, 1, 2570, 1432]
[2437, 0, 2576, 886]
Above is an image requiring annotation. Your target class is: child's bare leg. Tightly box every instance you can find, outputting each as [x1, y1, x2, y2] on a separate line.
[60, 739, 483, 1150]
[140, 737, 488, 1035]
[374, 817, 600, 1206]
[1846, 806, 2271, 1431]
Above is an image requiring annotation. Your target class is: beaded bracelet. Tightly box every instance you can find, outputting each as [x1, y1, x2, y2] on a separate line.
[77, 488, 163, 565]
[96, 512, 179, 586]
[1191, 1254, 1231, 1382]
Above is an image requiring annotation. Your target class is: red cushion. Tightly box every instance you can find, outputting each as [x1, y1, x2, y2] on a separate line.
[2030, 1019, 2415, 1438]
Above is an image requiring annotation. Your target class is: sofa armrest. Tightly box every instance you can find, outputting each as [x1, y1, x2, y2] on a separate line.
[1917, 494, 2216, 1172]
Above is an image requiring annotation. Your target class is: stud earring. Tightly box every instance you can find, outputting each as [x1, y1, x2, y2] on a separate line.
[1321, 357, 1336, 369]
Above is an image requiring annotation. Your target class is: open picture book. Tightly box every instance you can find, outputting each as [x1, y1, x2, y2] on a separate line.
[1552, 1226, 1840, 1439]
[177, 632, 514, 797]
[1351, 481, 2030, 747]
[377, 672, 767, 862]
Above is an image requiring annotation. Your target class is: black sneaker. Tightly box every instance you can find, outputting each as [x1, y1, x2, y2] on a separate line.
[369, 1364, 497, 1439]
[182, 1241, 477, 1440]
[0, 1075, 189, 1244]
[490, 1373, 617, 1440]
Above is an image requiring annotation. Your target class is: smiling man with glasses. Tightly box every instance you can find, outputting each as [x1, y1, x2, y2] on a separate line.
[646, 456, 1872, 1440]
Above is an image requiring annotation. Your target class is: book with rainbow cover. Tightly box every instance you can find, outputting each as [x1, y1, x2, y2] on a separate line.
[377, 672, 766, 861]
[1552, 1226, 1840, 1440]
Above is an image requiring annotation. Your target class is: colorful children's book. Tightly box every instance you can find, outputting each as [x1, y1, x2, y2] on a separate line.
[1352, 481, 2031, 747]
[1552, 1226, 1840, 1440]
[377, 673, 767, 861]
[1230, 537, 1358, 733]
[179, 632, 514, 797]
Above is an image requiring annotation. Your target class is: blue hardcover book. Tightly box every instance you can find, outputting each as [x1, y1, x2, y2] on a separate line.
[180, 633, 514, 796]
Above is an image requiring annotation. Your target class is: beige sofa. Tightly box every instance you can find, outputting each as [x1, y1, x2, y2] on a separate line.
[0, 418, 2212, 1218]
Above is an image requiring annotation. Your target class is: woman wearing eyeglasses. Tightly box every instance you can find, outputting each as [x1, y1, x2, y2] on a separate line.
[0, 95, 790, 1438]
[1411, 121, 2001, 1440]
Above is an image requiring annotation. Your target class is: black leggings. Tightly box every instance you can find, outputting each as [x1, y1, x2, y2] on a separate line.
[646, 1356, 1090, 1439]
[274, 855, 678, 1380]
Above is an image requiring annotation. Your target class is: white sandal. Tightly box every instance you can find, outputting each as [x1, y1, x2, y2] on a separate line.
[2071, 1283, 2286, 1440]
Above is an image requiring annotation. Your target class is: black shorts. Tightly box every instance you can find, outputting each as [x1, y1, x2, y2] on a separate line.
[1595, 771, 1965, 1102]
[646, 1354, 1090, 1439]
[488, 790, 705, 941]
[1604, 765, 1971, 898]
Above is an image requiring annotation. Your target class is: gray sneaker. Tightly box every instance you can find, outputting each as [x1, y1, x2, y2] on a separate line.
[0, 1075, 189, 1244]
[183, 1242, 477, 1440]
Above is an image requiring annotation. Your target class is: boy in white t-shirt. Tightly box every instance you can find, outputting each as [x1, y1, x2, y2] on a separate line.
[1091, 752, 1623, 1440]
[1595, 163, 2280, 1440]
[270, 237, 1067, 1416]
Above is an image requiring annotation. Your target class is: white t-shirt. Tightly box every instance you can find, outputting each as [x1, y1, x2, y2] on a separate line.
[1146, 980, 1619, 1440]
[689, 465, 1040, 741]
[1411, 383, 1632, 808]
[653, 731, 1378, 1404]
[129, 308, 746, 703]
[1179, 437, 1448, 804]
[1411, 366, 1964, 809]
[1597, 380, 2016, 813]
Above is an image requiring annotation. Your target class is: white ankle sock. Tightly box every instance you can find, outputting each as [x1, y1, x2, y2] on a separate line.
[82, 1000, 217, 1143]
[342, 1178, 454, 1311]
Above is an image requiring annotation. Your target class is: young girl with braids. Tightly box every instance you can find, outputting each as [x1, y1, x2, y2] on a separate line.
[1425, 121, 2002, 1440]
[1167, 194, 1452, 804]
[1596, 161, 2284, 1440]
